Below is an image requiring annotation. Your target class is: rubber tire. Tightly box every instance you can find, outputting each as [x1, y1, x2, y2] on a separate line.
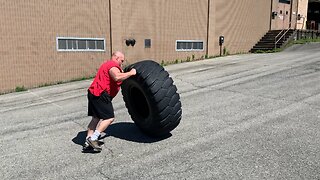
[121, 60, 182, 137]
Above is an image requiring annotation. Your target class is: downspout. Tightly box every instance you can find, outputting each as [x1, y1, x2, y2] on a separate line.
[295, 0, 299, 29]
[289, 0, 294, 28]
[206, 0, 210, 56]
[269, 0, 273, 30]
[109, 0, 113, 57]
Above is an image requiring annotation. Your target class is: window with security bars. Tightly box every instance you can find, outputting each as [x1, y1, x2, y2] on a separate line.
[57, 37, 105, 51]
[176, 40, 204, 51]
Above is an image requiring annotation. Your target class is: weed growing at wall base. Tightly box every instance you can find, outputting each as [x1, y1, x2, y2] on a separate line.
[293, 37, 320, 44]
[1, 75, 96, 95]
[15, 86, 27, 92]
[254, 48, 281, 53]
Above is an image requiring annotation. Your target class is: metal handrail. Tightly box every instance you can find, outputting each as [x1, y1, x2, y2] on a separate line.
[274, 22, 292, 49]
[274, 29, 285, 44]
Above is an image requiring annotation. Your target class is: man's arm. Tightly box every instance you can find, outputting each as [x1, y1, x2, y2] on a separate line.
[109, 67, 136, 82]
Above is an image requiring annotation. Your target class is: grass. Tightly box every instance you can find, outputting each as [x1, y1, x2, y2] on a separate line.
[160, 48, 235, 67]
[36, 76, 95, 89]
[1, 75, 95, 95]
[15, 86, 27, 92]
[160, 54, 219, 67]
[253, 48, 281, 54]
[282, 37, 320, 51]
[292, 37, 320, 44]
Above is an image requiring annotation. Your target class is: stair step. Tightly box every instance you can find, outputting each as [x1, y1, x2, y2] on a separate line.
[257, 41, 284, 44]
[253, 45, 282, 48]
[251, 48, 274, 50]
[250, 29, 295, 52]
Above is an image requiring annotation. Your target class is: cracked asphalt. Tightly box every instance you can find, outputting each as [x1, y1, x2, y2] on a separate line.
[1, 43, 320, 179]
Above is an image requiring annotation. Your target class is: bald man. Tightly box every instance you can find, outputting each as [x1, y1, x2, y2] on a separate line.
[85, 51, 136, 151]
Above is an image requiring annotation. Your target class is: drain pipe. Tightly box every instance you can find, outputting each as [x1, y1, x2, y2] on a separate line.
[206, 0, 210, 56]
[289, 0, 294, 29]
[109, 0, 113, 57]
[269, 0, 273, 30]
[295, 0, 299, 29]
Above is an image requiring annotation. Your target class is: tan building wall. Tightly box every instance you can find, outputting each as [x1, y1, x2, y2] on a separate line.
[296, 0, 308, 29]
[209, 0, 271, 55]
[0, 0, 111, 93]
[271, 0, 292, 30]
[270, 0, 308, 30]
[111, 0, 272, 62]
[110, 0, 209, 64]
[0, 0, 307, 93]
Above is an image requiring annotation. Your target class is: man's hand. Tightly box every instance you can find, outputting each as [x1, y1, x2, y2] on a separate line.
[129, 68, 136, 76]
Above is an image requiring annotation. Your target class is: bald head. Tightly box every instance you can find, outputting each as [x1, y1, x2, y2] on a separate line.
[112, 51, 124, 58]
[112, 51, 125, 66]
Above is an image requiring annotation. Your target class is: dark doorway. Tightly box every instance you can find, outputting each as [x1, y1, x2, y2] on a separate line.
[307, 1, 320, 30]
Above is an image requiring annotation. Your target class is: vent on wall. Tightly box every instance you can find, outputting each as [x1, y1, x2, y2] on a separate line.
[145, 39, 151, 48]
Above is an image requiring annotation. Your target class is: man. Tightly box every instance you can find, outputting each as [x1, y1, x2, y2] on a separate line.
[84, 51, 136, 151]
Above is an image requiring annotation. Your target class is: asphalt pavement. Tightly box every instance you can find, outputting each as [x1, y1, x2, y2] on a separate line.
[1, 43, 320, 179]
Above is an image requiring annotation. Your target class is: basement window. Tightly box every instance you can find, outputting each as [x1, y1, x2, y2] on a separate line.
[176, 40, 204, 51]
[57, 37, 105, 52]
[279, 0, 290, 4]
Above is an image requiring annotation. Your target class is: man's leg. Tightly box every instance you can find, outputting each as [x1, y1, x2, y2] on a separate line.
[97, 118, 114, 133]
[90, 118, 114, 141]
[82, 117, 100, 151]
[87, 116, 100, 138]
[87, 118, 114, 151]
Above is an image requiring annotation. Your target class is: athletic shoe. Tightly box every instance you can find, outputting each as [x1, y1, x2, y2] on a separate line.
[86, 138, 102, 151]
[82, 141, 93, 151]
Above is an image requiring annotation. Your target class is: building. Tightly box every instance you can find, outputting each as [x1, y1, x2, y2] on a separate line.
[0, 0, 314, 93]
[307, 0, 320, 30]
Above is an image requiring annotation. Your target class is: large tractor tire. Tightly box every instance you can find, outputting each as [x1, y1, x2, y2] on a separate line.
[121, 60, 182, 137]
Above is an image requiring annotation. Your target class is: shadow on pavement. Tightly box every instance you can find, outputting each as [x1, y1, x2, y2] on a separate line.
[72, 131, 87, 146]
[72, 122, 171, 148]
[103, 122, 172, 143]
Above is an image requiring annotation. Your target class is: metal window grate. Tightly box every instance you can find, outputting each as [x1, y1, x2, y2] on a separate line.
[176, 40, 204, 51]
[57, 37, 105, 52]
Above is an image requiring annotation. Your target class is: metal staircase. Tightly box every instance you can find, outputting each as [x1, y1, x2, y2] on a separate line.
[250, 29, 295, 52]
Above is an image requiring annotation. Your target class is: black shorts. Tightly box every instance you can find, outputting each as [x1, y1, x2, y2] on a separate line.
[87, 90, 114, 120]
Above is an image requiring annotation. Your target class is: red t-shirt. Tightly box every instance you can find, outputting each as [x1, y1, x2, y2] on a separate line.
[88, 60, 122, 98]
